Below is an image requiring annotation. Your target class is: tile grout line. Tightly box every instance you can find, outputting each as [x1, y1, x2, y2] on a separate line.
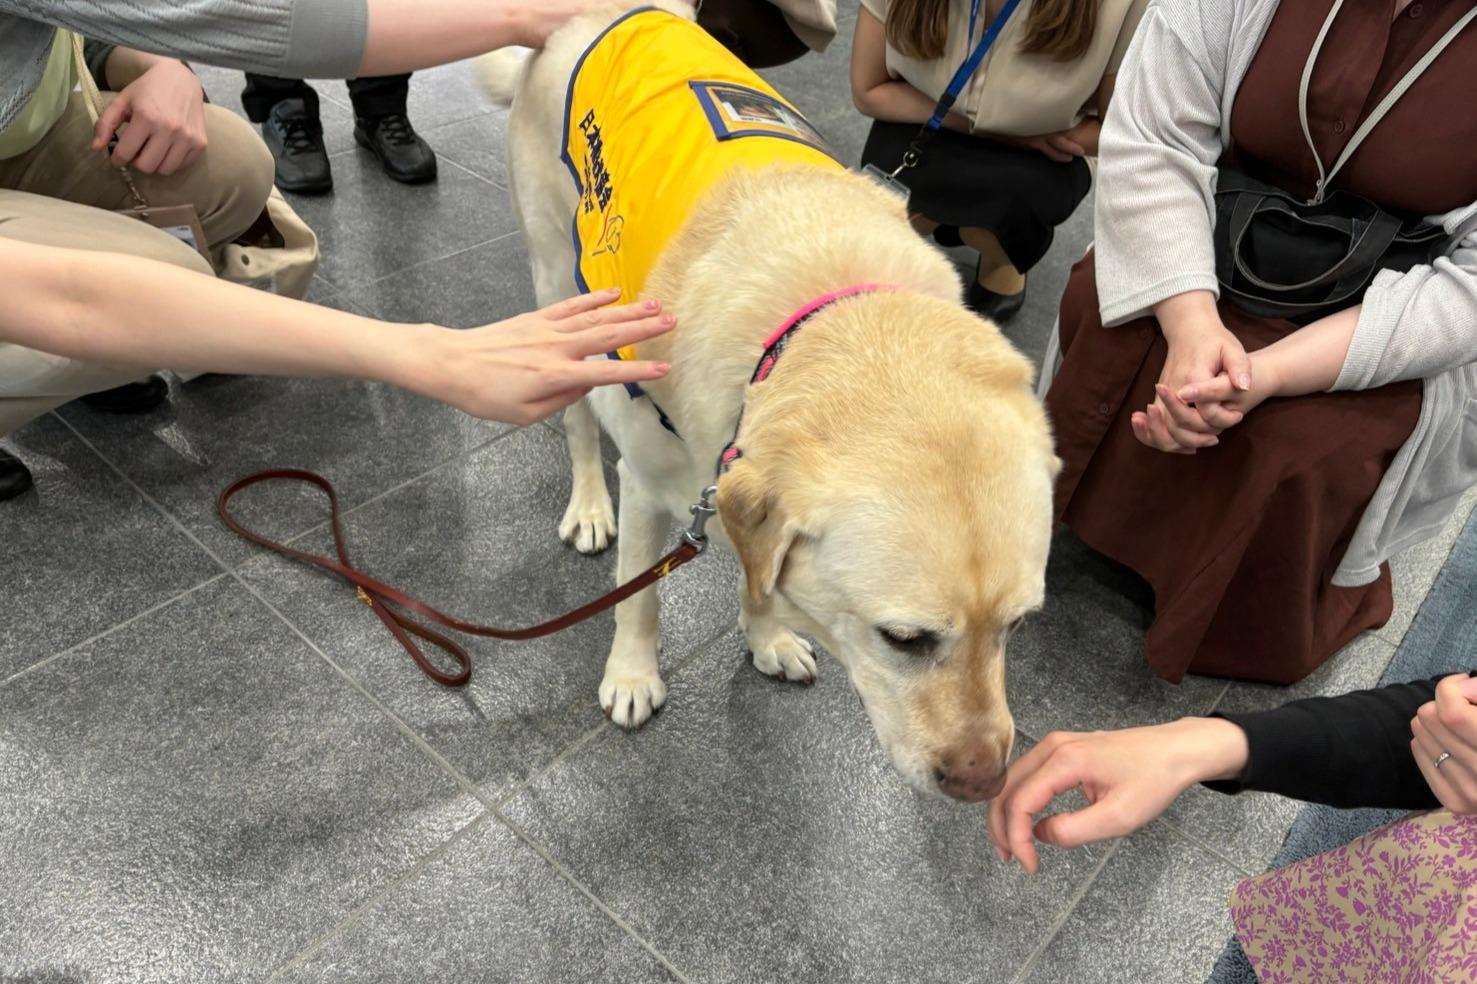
[1155, 817, 1258, 878]
[264, 809, 498, 981]
[1203, 680, 1233, 715]
[229, 574, 495, 803]
[435, 151, 510, 193]
[1008, 839, 1122, 984]
[52, 413, 496, 807]
[0, 571, 227, 690]
[489, 618, 742, 809]
[491, 808, 696, 984]
[357, 227, 523, 291]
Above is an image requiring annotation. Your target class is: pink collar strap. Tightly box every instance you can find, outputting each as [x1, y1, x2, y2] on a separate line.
[718, 284, 897, 471]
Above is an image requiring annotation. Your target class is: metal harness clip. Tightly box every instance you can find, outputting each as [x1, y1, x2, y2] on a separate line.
[683, 485, 718, 552]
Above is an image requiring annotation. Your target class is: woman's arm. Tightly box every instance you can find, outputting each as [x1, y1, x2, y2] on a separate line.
[1093, 0, 1229, 327]
[1333, 211, 1477, 390]
[1155, 305, 1363, 450]
[1204, 675, 1462, 809]
[355, 0, 596, 75]
[849, 7, 970, 132]
[0, 239, 673, 427]
[987, 672, 1477, 873]
[8, 0, 592, 82]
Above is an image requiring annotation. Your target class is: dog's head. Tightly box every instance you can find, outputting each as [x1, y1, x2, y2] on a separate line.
[716, 294, 1056, 802]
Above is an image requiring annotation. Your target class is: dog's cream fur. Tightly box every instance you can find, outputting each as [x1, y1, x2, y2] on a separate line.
[484, 2, 1057, 800]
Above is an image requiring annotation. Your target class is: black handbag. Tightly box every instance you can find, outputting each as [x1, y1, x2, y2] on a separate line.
[1213, 168, 1445, 323]
[1212, 0, 1476, 324]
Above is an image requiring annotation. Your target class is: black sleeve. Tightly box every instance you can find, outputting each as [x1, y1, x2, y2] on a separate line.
[1201, 672, 1475, 810]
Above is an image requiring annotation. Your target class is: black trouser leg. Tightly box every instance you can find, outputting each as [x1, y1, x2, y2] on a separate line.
[241, 74, 319, 123]
[697, 0, 809, 68]
[345, 74, 412, 121]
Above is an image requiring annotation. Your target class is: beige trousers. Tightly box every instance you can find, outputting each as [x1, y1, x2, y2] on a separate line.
[0, 90, 275, 438]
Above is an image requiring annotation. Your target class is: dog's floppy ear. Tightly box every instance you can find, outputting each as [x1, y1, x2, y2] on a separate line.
[716, 459, 802, 606]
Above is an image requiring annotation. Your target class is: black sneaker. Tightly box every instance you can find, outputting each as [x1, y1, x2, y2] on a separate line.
[354, 113, 438, 185]
[263, 98, 333, 195]
[79, 374, 170, 414]
[0, 448, 34, 501]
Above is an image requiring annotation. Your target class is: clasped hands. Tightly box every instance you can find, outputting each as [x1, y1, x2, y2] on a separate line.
[1130, 314, 1271, 455]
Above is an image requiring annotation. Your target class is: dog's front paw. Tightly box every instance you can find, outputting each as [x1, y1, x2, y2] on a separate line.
[599, 668, 667, 729]
[748, 628, 817, 685]
[559, 489, 617, 555]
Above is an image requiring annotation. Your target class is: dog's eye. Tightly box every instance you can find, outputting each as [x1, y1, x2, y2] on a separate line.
[876, 626, 939, 655]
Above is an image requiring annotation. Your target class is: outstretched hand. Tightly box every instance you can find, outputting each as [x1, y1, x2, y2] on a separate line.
[986, 718, 1249, 874]
[416, 289, 675, 426]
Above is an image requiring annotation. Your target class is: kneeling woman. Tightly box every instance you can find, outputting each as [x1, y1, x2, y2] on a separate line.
[1043, 0, 1477, 684]
[850, 0, 1145, 321]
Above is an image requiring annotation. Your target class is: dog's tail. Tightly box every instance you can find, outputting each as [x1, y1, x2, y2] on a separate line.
[476, 47, 532, 106]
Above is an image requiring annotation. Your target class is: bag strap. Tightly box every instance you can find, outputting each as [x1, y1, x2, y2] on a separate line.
[69, 32, 150, 210]
[1231, 200, 1402, 293]
[1299, 1, 1477, 205]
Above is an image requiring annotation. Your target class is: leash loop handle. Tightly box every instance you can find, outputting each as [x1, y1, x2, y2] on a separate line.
[218, 469, 705, 688]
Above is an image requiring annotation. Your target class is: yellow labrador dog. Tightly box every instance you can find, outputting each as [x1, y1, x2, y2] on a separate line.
[482, 1, 1056, 801]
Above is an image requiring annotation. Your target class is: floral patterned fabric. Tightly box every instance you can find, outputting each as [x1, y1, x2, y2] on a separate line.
[1231, 811, 1477, 983]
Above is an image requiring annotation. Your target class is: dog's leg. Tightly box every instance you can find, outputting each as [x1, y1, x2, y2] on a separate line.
[559, 399, 617, 554]
[741, 589, 817, 685]
[599, 459, 668, 728]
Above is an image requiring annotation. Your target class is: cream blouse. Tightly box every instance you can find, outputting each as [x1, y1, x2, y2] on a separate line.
[860, 0, 1147, 135]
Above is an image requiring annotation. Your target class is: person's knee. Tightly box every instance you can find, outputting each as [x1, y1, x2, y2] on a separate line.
[196, 104, 275, 246]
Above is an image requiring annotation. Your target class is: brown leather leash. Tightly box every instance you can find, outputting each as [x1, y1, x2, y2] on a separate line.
[218, 469, 717, 688]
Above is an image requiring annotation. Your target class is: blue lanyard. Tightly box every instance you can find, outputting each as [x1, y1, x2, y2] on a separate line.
[926, 0, 1024, 131]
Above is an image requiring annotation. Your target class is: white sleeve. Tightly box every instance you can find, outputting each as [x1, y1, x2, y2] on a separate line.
[1093, 0, 1233, 326]
[1334, 204, 1477, 390]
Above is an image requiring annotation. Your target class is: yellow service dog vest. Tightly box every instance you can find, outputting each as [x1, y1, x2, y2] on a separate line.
[562, 6, 843, 367]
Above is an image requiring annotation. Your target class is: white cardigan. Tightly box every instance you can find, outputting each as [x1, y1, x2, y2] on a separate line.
[1042, 0, 1477, 586]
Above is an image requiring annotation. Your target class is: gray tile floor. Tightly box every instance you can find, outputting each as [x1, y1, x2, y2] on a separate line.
[4, 13, 1474, 984]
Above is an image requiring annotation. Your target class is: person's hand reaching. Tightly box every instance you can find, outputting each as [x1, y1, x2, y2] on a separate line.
[406, 289, 675, 426]
[986, 718, 1249, 873]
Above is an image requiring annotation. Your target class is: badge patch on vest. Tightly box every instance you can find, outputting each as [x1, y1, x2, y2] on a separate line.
[689, 81, 836, 160]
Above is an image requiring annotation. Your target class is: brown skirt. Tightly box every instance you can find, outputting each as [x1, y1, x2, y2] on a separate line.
[1046, 253, 1423, 684]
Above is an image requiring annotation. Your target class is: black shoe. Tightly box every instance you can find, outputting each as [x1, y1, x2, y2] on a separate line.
[354, 113, 438, 185]
[967, 276, 1027, 324]
[79, 374, 169, 414]
[263, 98, 333, 195]
[0, 448, 34, 501]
